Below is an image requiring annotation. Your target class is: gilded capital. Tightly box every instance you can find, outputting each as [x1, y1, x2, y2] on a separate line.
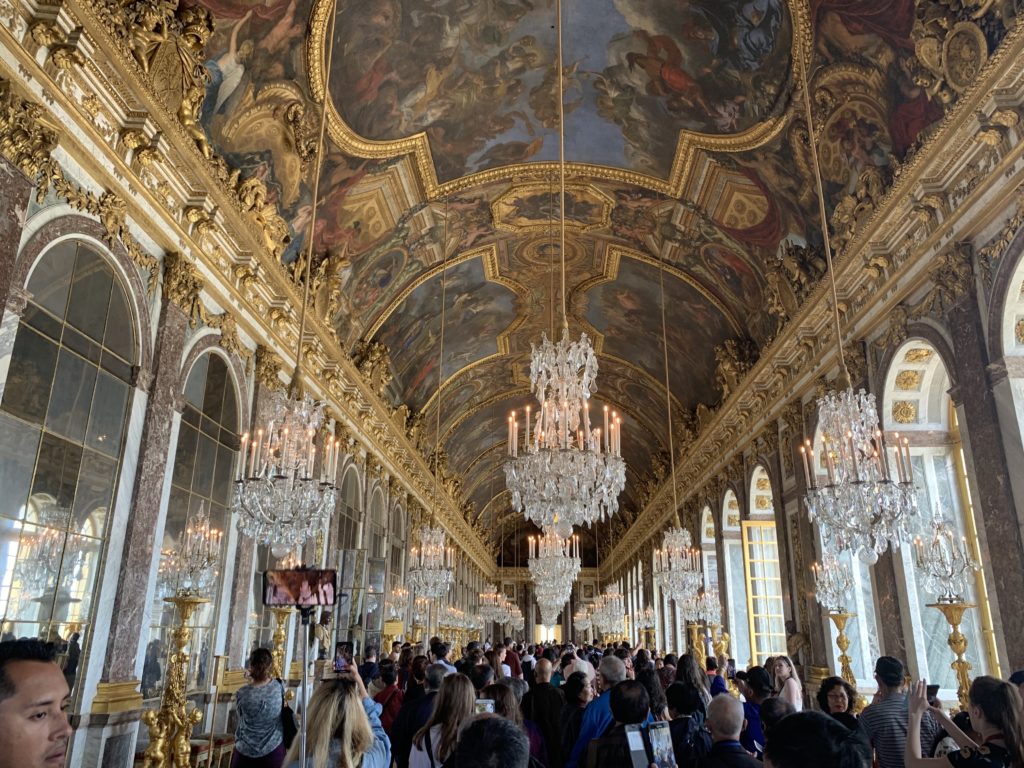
[254, 345, 284, 392]
[0, 81, 59, 178]
[161, 251, 204, 321]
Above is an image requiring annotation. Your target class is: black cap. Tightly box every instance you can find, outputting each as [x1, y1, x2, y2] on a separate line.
[874, 656, 904, 687]
[1009, 670, 1024, 686]
[744, 666, 773, 695]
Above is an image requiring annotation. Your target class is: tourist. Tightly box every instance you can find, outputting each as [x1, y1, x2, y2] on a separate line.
[447, 714, 530, 768]
[396, 647, 415, 690]
[372, 658, 404, 736]
[404, 655, 429, 702]
[1009, 671, 1024, 701]
[859, 656, 941, 768]
[678, 653, 712, 708]
[773, 656, 803, 712]
[760, 697, 796, 743]
[283, 671, 390, 768]
[521, 659, 565, 768]
[583, 680, 651, 768]
[665, 681, 712, 764]
[503, 638, 524, 679]
[0, 639, 72, 768]
[565, 655, 628, 768]
[410, 673, 475, 768]
[659, 654, 678, 690]
[763, 711, 872, 768]
[697, 694, 761, 768]
[485, 648, 508, 680]
[816, 676, 859, 729]
[391, 663, 446, 768]
[636, 666, 669, 721]
[432, 642, 457, 676]
[905, 677, 1024, 768]
[706, 657, 728, 697]
[482, 682, 547, 766]
[358, 646, 380, 689]
[233, 648, 285, 767]
[560, 671, 593, 765]
[736, 666, 772, 759]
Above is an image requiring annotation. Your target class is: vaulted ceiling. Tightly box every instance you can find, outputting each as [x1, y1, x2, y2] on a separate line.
[194, 0, 997, 565]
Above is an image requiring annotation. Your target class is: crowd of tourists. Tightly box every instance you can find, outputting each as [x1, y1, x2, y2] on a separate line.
[1, 636, 1023, 768]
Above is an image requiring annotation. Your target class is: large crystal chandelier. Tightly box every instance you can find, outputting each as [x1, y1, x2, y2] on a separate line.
[408, 525, 454, 599]
[654, 527, 702, 603]
[234, 390, 339, 555]
[695, 586, 722, 626]
[812, 552, 855, 613]
[913, 510, 979, 603]
[479, 583, 505, 624]
[592, 584, 625, 636]
[503, 0, 624, 542]
[574, 605, 593, 633]
[529, 531, 580, 625]
[796, 59, 917, 564]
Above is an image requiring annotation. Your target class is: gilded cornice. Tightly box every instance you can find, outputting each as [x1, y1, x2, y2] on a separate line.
[0, 0, 496, 576]
[601, 18, 1024, 578]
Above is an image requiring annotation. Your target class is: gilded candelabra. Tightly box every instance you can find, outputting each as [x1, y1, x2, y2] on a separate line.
[711, 625, 739, 698]
[269, 606, 292, 680]
[828, 612, 857, 686]
[687, 622, 703, 655]
[929, 601, 974, 711]
[142, 595, 208, 768]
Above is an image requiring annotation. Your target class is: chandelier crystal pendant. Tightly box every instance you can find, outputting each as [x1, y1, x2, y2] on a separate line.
[528, 531, 581, 625]
[408, 525, 455, 599]
[913, 510, 980, 603]
[654, 527, 702, 603]
[796, 58, 917, 564]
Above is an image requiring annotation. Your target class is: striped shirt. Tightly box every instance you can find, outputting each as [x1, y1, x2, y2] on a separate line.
[860, 693, 941, 768]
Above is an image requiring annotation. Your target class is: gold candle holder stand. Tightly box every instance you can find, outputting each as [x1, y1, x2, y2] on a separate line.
[141, 594, 208, 768]
[928, 601, 974, 711]
[828, 612, 857, 686]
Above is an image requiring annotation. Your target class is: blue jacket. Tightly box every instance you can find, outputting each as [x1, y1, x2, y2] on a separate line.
[286, 697, 391, 768]
[566, 689, 654, 768]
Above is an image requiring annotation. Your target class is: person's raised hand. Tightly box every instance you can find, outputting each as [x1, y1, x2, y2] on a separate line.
[908, 679, 929, 718]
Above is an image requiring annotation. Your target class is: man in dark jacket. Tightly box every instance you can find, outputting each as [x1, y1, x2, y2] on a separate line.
[666, 681, 712, 764]
[696, 695, 761, 768]
[521, 659, 566, 768]
[582, 680, 649, 768]
[391, 662, 445, 768]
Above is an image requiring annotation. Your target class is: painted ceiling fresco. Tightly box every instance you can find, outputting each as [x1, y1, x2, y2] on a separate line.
[192, 0, 1006, 563]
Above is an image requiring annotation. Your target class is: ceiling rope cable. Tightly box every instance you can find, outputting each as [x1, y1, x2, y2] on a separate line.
[291, 0, 337, 390]
[556, 0, 568, 330]
[799, 59, 849, 388]
[659, 262, 680, 527]
[431, 196, 450, 528]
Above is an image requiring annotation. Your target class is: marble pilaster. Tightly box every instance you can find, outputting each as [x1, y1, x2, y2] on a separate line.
[0, 154, 32, 305]
[101, 297, 190, 681]
[948, 292, 1024, 670]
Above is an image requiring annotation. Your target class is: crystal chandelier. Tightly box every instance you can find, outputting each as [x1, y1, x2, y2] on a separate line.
[635, 605, 655, 632]
[654, 527, 702, 603]
[913, 510, 979, 603]
[695, 587, 722, 626]
[412, 596, 430, 625]
[386, 586, 409, 621]
[592, 584, 625, 636]
[234, 390, 339, 555]
[176, 502, 222, 596]
[479, 583, 505, 624]
[408, 525, 454, 599]
[574, 605, 592, 633]
[504, 602, 524, 633]
[812, 552, 855, 613]
[503, 0, 624, 542]
[528, 531, 580, 625]
[796, 59, 917, 564]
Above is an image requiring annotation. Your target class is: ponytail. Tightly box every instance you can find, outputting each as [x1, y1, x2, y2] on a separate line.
[970, 676, 1024, 768]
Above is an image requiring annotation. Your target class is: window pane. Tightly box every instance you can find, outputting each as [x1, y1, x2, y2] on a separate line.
[192, 434, 217, 498]
[45, 350, 96, 443]
[85, 371, 128, 456]
[2, 326, 58, 424]
[71, 450, 117, 535]
[172, 423, 199, 490]
[202, 356, 228, 422]
[22, 304, 62, 342]
[65, 248, 112, 342]
[31, 433, 83, 511]
[213, 443, 234, 505]
[184, 357, 209, 410]
[0, 413, 41, 521]
[26, 241, 76, 319]
[103, 280, 134, 363]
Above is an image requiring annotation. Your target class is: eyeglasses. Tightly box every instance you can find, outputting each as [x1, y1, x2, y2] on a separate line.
[826, 691, 848, 700]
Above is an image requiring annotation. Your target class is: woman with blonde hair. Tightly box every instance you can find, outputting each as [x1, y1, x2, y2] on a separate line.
[774, 655, 804, 712]
[283, 671, 390, 768]
[409, 673, 475, 768]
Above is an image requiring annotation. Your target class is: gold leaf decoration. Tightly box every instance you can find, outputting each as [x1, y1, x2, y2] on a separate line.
[892, 400, 918, 424]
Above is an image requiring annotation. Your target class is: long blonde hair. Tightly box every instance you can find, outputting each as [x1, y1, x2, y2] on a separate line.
[413, 673, 475, 761]
[283, 677, 373, 768]
[774, 655, 802, 690]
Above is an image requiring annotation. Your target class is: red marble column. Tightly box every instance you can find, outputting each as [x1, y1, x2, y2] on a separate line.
[101, 294, 190, 682]
[947, 290, 1024, 671]
[0, 155, 34, 305]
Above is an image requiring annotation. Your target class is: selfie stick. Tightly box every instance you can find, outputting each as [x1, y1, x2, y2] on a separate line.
[298, 604, 315, 768]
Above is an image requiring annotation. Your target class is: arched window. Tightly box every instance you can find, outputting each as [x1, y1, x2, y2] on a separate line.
[336, 466, 361, 551]
[145, 352, 237, 699]
[0, 240, 137, 703]
[721, 489, 751, 667]
[882, 340, 993, 694]
[368, 488, 385, 558]
[389, 504, 405, 588]
[743, 468, 786, 663]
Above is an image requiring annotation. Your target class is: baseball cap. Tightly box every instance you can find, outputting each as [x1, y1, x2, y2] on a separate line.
[1009, 670, 1024, 686]
[874, 656, 904, 687]
[744, 666, 773, 695]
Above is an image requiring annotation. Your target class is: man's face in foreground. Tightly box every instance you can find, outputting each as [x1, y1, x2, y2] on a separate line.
[0, 660, 72, 768]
